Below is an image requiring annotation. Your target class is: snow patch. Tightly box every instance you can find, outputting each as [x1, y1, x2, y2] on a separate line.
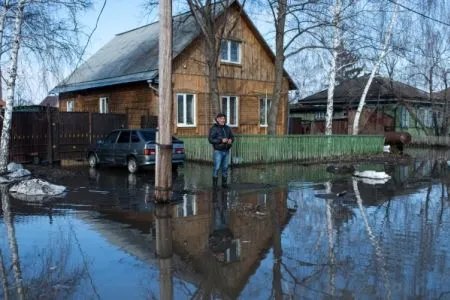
[7, 162, 23, 172]
[383, 145, 391, 153]
[0, 176, 9, 183]
[353, 170, 391, 180]
[10, 179, 66, 197]
[356, 177, 390, 185]
[8, 168, 31, 179]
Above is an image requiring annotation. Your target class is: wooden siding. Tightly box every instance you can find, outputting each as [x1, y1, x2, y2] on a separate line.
[172, 7, 290, 136]
[59, 6, 292, 135]
[59, 82, 157, 129]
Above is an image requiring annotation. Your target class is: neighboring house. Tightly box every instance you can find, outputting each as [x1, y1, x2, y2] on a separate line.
[40, 95, 59, 108]
[290, 76, 445, 136]
[52, 1, 296, 134]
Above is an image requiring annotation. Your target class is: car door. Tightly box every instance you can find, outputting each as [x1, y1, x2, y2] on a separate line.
[114, 131, 130, 165]
[98, 131, 119, 164]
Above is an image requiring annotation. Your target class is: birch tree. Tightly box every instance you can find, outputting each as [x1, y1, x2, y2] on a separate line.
[0, 0, 91, 173]
[324, 0, 341, 135]
[352, 0, 398, 135]
[0, 0, 26, 174]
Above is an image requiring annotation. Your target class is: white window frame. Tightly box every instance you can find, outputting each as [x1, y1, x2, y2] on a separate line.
[314, 111, 326, 120]
[220, 40, 241, 64]
[99, 97, 109, 114]
[260, 97, 271, 127]
[176, 93, 196, 127]
[221, 96, 239, 127]
[66, 100, 74, 112]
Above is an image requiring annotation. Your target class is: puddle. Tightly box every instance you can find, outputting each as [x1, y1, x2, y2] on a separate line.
[1, 148, 450, 299]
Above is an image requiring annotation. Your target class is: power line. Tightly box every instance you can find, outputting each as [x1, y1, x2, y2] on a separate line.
[388, 0, 450, 27]
[75, 0, 108, 69]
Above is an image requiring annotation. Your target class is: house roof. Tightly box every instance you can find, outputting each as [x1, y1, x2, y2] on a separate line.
[40, 95, 59, 107]
[299, 76, 429, 106]
[434, 87, 450, 100]
[53, 1, 297, 94]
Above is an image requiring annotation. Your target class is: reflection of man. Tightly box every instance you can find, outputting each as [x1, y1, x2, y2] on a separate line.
[209, 190, 233, 262]
[208, 113, 234, 188]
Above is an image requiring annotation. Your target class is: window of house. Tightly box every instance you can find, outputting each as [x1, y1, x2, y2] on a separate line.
[99, 97, 109, 114]
[176, 194, 197, 217]
[417, 107, 433, 127]
[221, 96, 238, 126]
[314, 111, 326, 120]
[400, 106, 409, 128]
[177, 94, 196, 127]
[260, 98, 271, 127]
[66, 100, 74, 112]
[220, 40, 241, 64]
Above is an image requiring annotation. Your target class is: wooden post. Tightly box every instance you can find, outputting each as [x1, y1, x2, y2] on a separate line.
[46, 105, 53, 164]
[155, 0, 173, 203]
[155, 204, 173, 300]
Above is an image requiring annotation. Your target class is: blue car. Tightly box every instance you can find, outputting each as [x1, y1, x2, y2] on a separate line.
[87, 129, 185, 173]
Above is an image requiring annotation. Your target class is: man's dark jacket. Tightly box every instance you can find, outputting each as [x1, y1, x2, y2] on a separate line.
[208, 123, 234, 151]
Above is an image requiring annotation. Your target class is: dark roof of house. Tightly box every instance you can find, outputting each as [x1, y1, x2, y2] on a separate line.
[299, 76, 429, 105]
[434, 87, 450, 100]
[40, 95, 58, 107]
[53, 1, 296, 94]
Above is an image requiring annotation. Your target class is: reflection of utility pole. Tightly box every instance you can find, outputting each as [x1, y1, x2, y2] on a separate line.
[155, 0, 173, 204]
[269, 191, 283, 300]
[155, 204, 173, 300]
[1, 186, 24, 300]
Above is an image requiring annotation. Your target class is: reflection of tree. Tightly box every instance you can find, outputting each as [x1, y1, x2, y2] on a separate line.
[1, 185, 86, 299]
[352, 179, 391, 300]
[1, 184, 25, 300]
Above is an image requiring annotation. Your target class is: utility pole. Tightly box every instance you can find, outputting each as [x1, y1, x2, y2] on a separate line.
[156, 0, 173, 203]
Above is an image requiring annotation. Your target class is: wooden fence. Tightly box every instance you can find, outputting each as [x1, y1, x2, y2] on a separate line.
[0, 110, 127, 163]
[181, 135, 385, 165]
[410, 135, 450, 148]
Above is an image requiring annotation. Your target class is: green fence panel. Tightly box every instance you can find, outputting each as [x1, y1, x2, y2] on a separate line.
[181, 135, 384, 165]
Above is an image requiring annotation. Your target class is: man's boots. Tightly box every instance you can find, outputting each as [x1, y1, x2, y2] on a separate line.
[222, 176, 228, 188]
[213, 177, 218, 188]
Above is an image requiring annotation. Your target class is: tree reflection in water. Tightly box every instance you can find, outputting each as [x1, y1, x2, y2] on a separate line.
[0, 185, 86, 299]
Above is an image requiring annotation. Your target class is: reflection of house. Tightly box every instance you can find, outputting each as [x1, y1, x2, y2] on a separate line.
[79, 185, 292, 299]
[53, 0, 296, 132]
[290, 76, 446, 136]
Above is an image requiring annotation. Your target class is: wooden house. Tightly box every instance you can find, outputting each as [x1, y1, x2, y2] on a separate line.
[289, 76, 447, 136]
[53, 1, 296, 135]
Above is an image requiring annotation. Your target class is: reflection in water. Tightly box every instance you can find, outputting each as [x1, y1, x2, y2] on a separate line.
[1, 185, 24, 300]
[155, 204, 173, 300]
[1, 150, 450, 298]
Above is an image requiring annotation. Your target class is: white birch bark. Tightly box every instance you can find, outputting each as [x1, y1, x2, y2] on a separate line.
[325, 0, 342, 136]
[0, 249, 9, 300]
[0, 0, 10, 105]
[1, 186, 24, 300]
[352, 1, 398, 135]
[0, 0, 26, 174]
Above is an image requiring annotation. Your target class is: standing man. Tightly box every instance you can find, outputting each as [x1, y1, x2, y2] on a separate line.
[208, 113, 234, 188]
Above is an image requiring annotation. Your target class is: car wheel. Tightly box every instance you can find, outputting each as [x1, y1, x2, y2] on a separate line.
[127, 157, 138, 174]
[88, 153, 98, 168]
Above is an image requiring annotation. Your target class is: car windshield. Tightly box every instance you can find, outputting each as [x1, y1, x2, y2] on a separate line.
[140, 131, 156, 141]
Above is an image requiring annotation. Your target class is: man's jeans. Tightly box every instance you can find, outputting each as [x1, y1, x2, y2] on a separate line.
[213, 150, 229, 178]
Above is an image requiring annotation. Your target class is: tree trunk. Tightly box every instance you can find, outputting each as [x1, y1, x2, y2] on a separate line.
[325, 0, 342, 136]
[0, 0, 25, 174]
[206, 44, 220, 116]
[1, 185, 25, 300]
[352, 1, 397, 135]
[155, 0, 173, 203]
[267, 0, 287, 136]
[441, 78, 449, 136]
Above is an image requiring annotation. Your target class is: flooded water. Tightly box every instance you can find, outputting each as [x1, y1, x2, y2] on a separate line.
[1, 148, 450, 299]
